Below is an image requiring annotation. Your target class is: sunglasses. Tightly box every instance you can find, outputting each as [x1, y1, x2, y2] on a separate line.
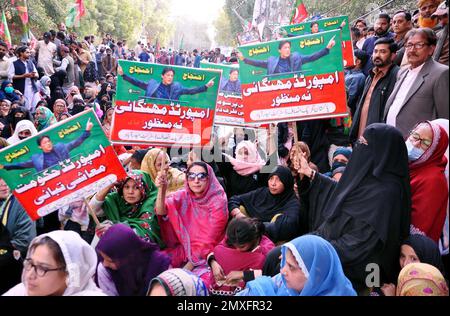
[186, 172, 208, 181]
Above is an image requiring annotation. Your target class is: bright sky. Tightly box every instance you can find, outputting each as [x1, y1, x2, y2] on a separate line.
[169, 0, 225, 23]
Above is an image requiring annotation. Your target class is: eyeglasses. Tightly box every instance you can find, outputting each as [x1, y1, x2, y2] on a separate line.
[409, 131, 432, 148]
[23, 258, 66, 277]
[404, 42, 429, 50]
[186, 172, 208, 182]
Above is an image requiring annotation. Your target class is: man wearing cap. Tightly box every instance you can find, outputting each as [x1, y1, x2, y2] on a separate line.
[35, 32, 57, 76]
[54, 45, 75, 94]
[433, 2, 449, 65]
[101, 47, 117, 76]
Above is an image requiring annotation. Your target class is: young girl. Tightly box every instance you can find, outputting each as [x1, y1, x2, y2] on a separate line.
[206, 217, 275, 295]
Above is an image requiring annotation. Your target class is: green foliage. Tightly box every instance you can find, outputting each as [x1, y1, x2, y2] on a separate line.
[1, 0, 175, 46]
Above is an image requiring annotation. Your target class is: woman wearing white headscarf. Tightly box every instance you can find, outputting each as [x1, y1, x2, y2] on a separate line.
[2, 230, 105, 296]
[6, 120, 38, 145]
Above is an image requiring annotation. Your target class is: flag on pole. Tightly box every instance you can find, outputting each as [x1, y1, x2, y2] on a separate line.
[11, 0, 29, 25]
[179, 34, 184, 50]
[65, 0, 86, 28]
[0, 11, 12, 48]
[241, 19, 252, 32]
[290, 0, 308, 24]
[252, 0, 266, 38]
[76, 0, 86, 18]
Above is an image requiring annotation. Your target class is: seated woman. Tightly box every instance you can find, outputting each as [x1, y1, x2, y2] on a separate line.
[294, 123, 411, 293]
[89, 170, 163, 247]
[141, 148, 185, 195]
[219, 140, 272, 197]
[236, 235, 356, 296]
[396, 263, 448, 296]
[206, 217, 275, 296]
[381, 234, 446, 296]
[228, 165, 301, 244]
[3, 231, 105, 296]
[407, 121, 449, 242]
[147, 268, 209, 296]
[154, 161, 228, 284]
[95, 224, 170, 296]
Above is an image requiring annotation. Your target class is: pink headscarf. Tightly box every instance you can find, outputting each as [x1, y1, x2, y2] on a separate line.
[223, 141, 265, 176]
[160, 163, 228, 269]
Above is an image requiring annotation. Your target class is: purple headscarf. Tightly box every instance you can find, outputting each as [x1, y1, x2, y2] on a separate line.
[96, 223, 170, 296]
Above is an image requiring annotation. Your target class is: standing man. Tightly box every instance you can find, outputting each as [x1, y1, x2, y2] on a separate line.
[349, 38, 399, 142]
[344, 49, 368, 116]
[7, 46, 39, 111]
[392, 11, 413, 65]
[384, 28, 449, 138]
[0, 41, 11, 85]
[362, 14, 395, 75]
[54, 46, 75, 94]
[101, 47, 117, 76]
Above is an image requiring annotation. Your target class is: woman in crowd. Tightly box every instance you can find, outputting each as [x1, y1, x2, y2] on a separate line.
[8, 106, 33, 132]
[7, 120, 38, 145]
[154, 161, 228, 283]
[3, 230, 105, 296]
[34, 105, 57, 132]
[0, 81, 21, 103]
[381, 234, 446, 296]
[396, 263, 448, 296]
[295, 123, 411, 294]
[90, 170, 163, 247]
[102, 107, 114, 138]
[236, 235, 356, 296]
[219, 139, 271, 197]
[228, 165, 302, 244]
[53, 99, 69, 122]
[141, 148, 185, 195]
[407, 121, 448, 242]
[0, 99, 12, 138]
[95, 224, 170, 296]
[206, 217, 275, 296]
[147, 268, 209, 296]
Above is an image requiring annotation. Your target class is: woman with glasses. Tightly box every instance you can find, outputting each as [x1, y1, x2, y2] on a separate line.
[154, 161, 228, 288]
[407, 121, 448, 242]
[3, 230, 105, 296]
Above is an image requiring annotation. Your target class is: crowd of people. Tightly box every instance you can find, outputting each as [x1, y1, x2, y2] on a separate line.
[0, 0, 449, 297]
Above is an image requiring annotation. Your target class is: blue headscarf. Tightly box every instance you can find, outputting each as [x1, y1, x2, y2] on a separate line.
[0, 80, 20, 102]
[237, 235, 356, 296]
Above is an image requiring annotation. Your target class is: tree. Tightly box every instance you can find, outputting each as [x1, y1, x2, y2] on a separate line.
[214, 9, 237, 47]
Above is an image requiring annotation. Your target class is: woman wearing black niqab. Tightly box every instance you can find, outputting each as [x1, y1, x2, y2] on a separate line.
[228, 166, 302, 243]
[295, 123, 411, 294]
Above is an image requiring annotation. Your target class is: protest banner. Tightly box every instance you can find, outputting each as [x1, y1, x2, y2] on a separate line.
[200, 61, 245, 127]
[0, 110, 127, 220]
[279, 15, 355, 67]
[238, 29, 348, 125]
[110, 60, 221, 147]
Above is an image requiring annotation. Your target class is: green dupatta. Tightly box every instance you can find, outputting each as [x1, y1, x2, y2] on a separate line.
[102, 170, 164, 248]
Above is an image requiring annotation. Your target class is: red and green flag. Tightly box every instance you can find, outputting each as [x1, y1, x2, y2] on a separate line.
[11, 0, 29, 25]
[66, 0, 86, 28]
[290, 0, 308, 24]
[0, 11, 12, 48]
